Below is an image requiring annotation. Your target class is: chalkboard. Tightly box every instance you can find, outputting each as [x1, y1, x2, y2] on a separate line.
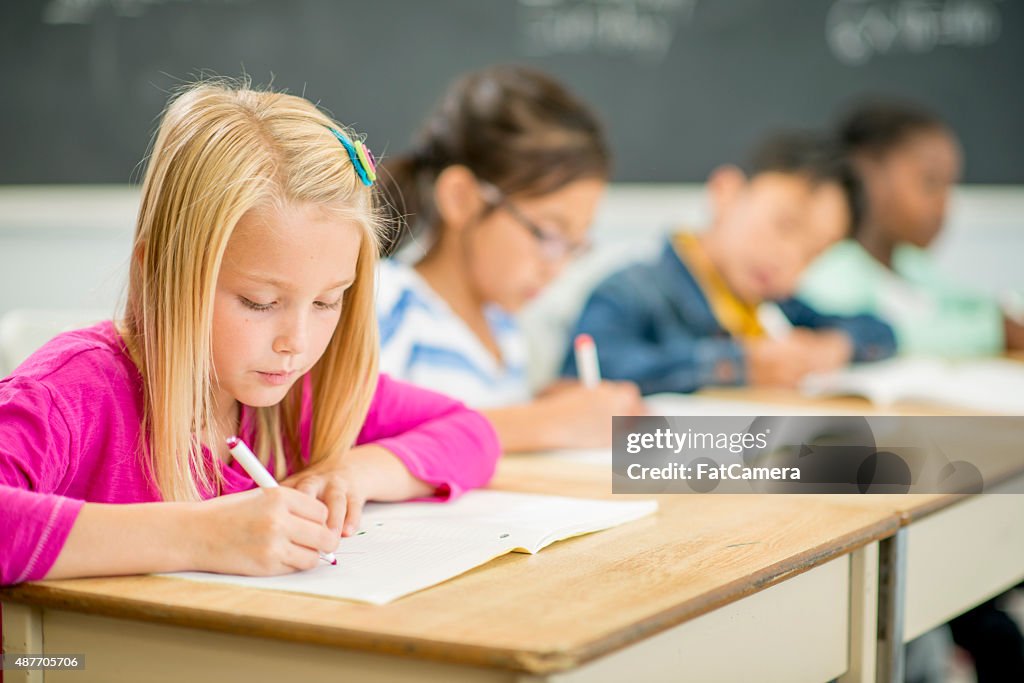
[2, 0, 1021, 184]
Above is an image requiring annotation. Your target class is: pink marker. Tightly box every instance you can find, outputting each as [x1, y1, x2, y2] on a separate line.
[226, 436, 337, 566]
[574, 334, 601, 389]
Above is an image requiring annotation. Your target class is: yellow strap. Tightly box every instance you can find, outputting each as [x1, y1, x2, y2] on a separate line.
[673, 232, 765, 339]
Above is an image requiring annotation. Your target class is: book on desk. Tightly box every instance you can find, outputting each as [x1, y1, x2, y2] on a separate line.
[165, 490, 657, 605]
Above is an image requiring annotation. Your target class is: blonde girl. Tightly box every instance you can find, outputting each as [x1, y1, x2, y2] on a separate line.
[0, 81, 499, 584]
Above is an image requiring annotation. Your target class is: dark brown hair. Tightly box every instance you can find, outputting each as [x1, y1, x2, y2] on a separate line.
[378, 65, 611, 256]
[749, 130, 866, 236]
[838, 99, 946, 157]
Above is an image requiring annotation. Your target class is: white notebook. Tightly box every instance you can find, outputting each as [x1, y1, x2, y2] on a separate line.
[166, 490, 658, 605]
[801, 358, 1024, 414]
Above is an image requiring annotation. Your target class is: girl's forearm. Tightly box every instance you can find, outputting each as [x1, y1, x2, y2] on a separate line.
[348, 444, 435, 501]
[44, 501, 202, 580]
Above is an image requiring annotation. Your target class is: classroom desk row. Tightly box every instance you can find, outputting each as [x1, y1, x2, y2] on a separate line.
[3, 392, 1024, 683]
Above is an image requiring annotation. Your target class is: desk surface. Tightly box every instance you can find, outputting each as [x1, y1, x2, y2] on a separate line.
[5, 386, 1019, 675]
[698, 387, 1024, 523]
[0, 457, 899, 675]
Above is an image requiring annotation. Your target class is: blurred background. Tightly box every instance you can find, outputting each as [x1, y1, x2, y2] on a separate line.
[1, 0, 1022, 366]
[3, 0, 1022, 184]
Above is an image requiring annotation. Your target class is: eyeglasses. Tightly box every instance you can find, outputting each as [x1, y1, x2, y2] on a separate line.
[477, 180, 590, 263]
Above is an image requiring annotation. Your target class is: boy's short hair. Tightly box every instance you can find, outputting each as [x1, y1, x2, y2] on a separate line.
[747, 131, 865, 236]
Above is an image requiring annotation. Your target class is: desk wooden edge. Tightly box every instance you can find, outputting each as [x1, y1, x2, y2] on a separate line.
[897, 467, 1024, 524]
[898, 495, 970, 524]
[0, 513, 898, 676]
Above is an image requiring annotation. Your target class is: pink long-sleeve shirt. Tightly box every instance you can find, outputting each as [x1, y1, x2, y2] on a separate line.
[0, 321, 500, 585]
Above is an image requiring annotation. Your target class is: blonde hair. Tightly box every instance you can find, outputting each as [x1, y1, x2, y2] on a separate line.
[122, 80, 383, 501]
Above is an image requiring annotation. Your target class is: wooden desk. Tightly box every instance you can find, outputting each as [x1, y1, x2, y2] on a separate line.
[899, 477, 1024, 636]
[697, 387, 1024, 681]
[828, 473, 1024, 681]
[1, 457, 899, 683]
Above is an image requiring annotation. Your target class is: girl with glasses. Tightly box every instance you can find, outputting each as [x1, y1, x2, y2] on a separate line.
[376, 65, 643, 453]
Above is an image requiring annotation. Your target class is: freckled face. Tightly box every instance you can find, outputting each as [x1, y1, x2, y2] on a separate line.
[211, 202, 361, 409]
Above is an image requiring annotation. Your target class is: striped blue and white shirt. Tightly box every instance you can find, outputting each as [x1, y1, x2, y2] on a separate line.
[375, 259, 531, 408]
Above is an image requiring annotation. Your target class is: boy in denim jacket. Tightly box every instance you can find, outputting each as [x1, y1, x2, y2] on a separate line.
[563, 132, 895, 394]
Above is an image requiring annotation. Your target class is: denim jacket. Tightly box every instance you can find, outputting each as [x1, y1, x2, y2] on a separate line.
[561, 237, 896, 395]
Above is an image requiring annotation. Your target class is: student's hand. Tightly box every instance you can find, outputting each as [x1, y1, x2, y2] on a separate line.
[743, 330, 853, 387]
[194, 487, 338, 575]
[789, 329, 854, 374]
[537, 378, 578, 397]
[537, 381, 646, 448]
[280, 445, 433, 538]
[742, 337, 816, 388]
[280, 449, 376, 539]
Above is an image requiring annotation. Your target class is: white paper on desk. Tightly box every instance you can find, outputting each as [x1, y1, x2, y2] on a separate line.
[801, 358, 1024, 414]
[164, 490, 657, 605]
[542, 395, 844, 466]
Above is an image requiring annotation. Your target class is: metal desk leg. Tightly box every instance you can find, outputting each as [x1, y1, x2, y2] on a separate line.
[876, 529, 907, 683]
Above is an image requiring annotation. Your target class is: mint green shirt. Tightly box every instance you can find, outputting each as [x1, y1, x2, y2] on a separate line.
[799, 240, 1004, 357]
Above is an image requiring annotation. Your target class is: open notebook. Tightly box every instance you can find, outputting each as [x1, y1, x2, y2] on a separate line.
[166, 490, 657, 605]
[801, 358, 1024, 414]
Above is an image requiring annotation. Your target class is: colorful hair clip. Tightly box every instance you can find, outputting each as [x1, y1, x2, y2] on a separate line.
[327, 127, 377, 187]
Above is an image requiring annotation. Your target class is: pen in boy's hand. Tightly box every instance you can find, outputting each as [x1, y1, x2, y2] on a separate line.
[226, 436, 337, 566]
[756, 302, 794, 341]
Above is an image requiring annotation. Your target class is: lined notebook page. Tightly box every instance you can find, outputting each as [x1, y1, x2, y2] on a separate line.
[166, 490, 657, 605]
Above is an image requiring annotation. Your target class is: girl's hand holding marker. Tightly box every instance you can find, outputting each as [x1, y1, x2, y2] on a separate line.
[227, 436, 338, 566]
